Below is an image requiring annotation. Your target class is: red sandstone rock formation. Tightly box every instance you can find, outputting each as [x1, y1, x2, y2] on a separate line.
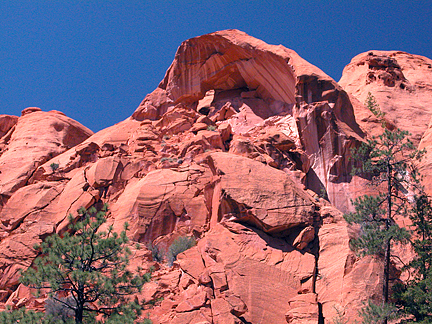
[0, 30, 430, 323]
[340, 50, 432, 205]
[0, 108, 93, 207]
[133, 29, 366, 212]
[340, 51, 432, 144]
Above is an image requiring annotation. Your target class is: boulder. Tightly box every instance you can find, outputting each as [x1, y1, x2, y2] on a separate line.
[86, 156, 121, 188]
[111, 165, 212, 242]
[206, 152, 316, 234]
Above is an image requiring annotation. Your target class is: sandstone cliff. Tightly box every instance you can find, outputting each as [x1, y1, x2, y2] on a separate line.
[0, 30, 431, 323]
[340, 50, 432, 197]
[339, 50, 432, 144]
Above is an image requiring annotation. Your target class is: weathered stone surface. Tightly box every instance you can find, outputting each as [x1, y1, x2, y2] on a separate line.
[177, 248, 206, 280]
[132, 29, 367, 213]
[316, 207, 382, 322]
[1, 30, 430, 324]
[133, 30, 297, 121]
[111, 165, 212, 242]
[0, 225, 53, 290]
[29, 118, 142, 183]
[419, 120, 432, 196]
[168, 308, 212, 324]
[207, 152, 316, 233]
[211, 297, 243, 324]
[0, 110, 92, 205]
[190, 122, 209, 133]
[0, 182, 63, 231]
[184, 222, 316, 323]
[86, 156, 121, 188]
[175, 284, 208, 312]
[293, 225, 315, 250]
[0, 115, 18, 139]
[285, 293, 319, 324]
[295, 101, 363, 212]
[340, 51, 432, 144]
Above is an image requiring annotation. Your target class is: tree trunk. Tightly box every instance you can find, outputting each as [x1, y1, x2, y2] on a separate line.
[75, 287, 84, 324]
[383, 164, 392, 324]
[75, 306, 83, 324]
[383, 238, 391, 303]
[383, 238, 391, 324]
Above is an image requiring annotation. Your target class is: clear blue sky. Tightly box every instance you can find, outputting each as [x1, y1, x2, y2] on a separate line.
[1, 1, 431, 132]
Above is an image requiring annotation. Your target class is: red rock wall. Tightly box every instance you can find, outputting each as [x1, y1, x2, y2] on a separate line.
[1, 30, 431, 323]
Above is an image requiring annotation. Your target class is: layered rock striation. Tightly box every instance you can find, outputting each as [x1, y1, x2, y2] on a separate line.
[133, 29, 366, 211]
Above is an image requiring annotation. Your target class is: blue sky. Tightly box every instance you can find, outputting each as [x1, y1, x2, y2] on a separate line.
[1, 1, 431, 132]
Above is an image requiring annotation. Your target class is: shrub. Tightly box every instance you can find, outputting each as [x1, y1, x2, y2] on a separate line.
[45, 296, 75, 322]
[206, 125, 217, 131]
[161, 157, 175, 162]
[167, 236, 196, 266]
[358, 300, 399, 323]
[331, 306, 348, 324]
[0, 307, 46, 324]
[143, 314, 153, 324]
[148, 243, 165, 262]
[50, 162, 59, 171]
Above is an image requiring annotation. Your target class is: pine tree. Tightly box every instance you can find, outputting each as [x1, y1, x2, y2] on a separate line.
[344, 93, 423, 323]
[19, 204, 151, 324]
[0, 307, 48, 324]
[394, 194, 432, 322]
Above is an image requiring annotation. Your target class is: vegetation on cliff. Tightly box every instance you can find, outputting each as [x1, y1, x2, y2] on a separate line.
[1, 205, 151, 324]
[394, 193, 432, 322]
[345, 93, 431, 323]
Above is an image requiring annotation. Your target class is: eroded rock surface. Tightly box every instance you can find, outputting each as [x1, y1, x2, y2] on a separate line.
[132, 29, 366, 211]
[207, 152, 316, 233]
[0, 30, 430, 323]
[340, 51, 432, 144]
[0, 109, 93, 207]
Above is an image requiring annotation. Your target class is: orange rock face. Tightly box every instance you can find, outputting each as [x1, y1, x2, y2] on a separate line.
[0, 30, 430, 323]
[132, 29, 366, 212]
[340, 51, 432, 144]
[133, 30, 297, 121]
[418, 121, 432, 196]
[0, 109, 92, 297]
[0, 109, 93, 205]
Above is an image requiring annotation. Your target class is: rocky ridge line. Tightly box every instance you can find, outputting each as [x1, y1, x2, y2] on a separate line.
[0, 30, 431, 323]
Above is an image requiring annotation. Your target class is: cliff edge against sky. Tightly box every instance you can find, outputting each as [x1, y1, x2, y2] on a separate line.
[1, 30, 431, 323]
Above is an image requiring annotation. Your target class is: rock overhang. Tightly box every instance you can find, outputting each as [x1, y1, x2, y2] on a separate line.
[133, 29, 298, 121]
